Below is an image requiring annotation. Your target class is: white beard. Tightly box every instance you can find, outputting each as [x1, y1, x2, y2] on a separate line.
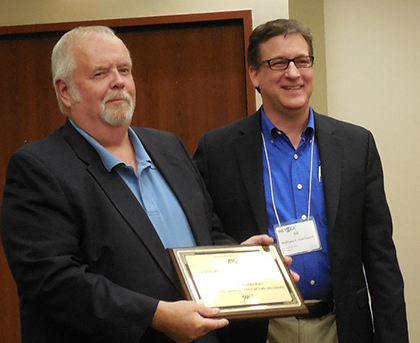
[100, 90, 135, 126]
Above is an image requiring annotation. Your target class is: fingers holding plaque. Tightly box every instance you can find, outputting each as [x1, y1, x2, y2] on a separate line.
[169, 245, 308, 320]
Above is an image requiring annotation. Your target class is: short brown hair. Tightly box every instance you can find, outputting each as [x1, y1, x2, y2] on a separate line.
[247, 19, 313, 68]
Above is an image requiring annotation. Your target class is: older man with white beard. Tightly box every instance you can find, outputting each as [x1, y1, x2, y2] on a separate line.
[0, 26, 276, 343]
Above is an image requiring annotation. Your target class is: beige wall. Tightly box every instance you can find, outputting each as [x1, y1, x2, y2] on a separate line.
[324, 0, 420, 341]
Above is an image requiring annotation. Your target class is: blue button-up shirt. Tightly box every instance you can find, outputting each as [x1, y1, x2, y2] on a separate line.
[261, 108, 332, 300]
[70, 120, 196, 249]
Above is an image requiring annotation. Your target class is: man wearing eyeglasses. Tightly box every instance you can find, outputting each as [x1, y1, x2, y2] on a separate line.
[194, 19, 408, 343]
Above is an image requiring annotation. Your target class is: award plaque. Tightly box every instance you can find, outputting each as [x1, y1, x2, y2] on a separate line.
[169, 245, 308, 320]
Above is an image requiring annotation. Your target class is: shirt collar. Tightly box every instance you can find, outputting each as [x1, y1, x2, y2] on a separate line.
[261, 106, 315, 139]
[129, 128, 154, 172]
[69, 119, 153, 172]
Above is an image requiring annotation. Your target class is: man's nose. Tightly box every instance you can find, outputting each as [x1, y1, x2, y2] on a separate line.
[284, 61, 301, 77]
[111, 70, 125, 88]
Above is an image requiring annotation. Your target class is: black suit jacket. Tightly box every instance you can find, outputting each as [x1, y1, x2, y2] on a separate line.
[0, 121, 234, 343]
[194, 109, 409, 343]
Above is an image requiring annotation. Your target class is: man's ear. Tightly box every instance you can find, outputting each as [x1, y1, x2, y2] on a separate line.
[249, 66, 262, 94]
[249, 66, 260, 89]
[55, 79, 72, 108]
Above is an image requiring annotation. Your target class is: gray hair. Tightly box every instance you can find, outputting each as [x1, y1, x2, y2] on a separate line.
[51, 26, 123, 114]
[247, 19, 313, 69]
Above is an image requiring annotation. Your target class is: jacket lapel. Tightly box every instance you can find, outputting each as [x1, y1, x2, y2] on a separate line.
[314, 112, 342, 231]
[233, 111, 269, 234]
[61, 121, 180, 289]
[136, 128, 214, 246]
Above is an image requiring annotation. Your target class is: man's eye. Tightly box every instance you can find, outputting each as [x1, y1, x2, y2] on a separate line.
[271, 60, 287, 67]
[297, 59, 310, 65]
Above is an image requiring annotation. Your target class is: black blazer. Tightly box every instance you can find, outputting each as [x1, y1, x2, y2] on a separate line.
[194, 109, 409, 343]
[0, 120, 233, 343]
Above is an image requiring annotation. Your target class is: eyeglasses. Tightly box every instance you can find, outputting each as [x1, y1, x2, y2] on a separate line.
[260, 56, 314, 71]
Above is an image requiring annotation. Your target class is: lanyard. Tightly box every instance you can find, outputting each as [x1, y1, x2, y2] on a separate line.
[261, 131, 315, 227]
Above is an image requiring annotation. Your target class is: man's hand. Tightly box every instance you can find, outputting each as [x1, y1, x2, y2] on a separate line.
[240, 234, 300, 283]
[283, 255, 300, 283]
[240, 234, 274, 246]
[151, 300, 229, 343]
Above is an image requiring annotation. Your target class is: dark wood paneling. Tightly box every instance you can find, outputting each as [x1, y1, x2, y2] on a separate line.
[120, 20, 248, 149]
[0, 11, 254, 342]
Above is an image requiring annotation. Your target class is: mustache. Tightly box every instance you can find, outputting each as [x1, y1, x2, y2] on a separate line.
[103, 90, 133, 104]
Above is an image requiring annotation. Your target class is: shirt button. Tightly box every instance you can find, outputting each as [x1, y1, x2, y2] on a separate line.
[297, 184, 303, 190]
[294, 154, 299, 160]
[301, 214, 307, 220]
[310, 280, 316, 286]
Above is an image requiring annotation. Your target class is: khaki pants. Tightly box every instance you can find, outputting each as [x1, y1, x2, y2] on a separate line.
[267, 313, 338, 343]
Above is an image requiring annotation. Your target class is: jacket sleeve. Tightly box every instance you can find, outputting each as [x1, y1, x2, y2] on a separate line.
[361, 132, 409, 343]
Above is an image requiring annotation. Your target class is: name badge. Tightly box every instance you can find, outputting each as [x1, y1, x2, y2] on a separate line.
[274, 218, 322, 256]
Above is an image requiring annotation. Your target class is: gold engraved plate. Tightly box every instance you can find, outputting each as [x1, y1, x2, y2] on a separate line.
[185, 251, 292, 307]
[169, 245, 308, 320]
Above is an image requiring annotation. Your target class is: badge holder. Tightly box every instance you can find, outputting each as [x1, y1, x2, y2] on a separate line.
[274, 217, 322, 256]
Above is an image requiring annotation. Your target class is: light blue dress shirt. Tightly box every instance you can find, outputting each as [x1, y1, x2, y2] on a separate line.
[261, 107, 332, 300]
[70, 120, 196, 249]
